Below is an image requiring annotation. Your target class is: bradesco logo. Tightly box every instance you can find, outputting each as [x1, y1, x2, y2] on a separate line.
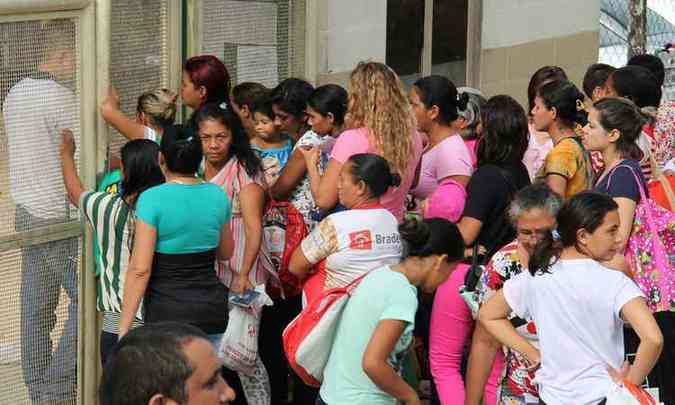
[348, 230, 372, 250]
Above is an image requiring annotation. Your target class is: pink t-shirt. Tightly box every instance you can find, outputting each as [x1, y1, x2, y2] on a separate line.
[331, 127, 423, 221]
[522, 124, 553, 181]
[412, 135, 473, 199]
[464, 138, 478, 168]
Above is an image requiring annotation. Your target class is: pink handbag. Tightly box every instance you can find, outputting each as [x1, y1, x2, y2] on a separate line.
[610, 164, 675, 312]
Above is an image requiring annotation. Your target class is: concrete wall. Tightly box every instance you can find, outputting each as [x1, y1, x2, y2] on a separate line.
[311, 0, 601, 104]
[479, 0, 600, 107]
[316, 0, 386, 87]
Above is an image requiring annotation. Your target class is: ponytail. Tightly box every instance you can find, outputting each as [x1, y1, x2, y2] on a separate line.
[399, 218, 464, 262]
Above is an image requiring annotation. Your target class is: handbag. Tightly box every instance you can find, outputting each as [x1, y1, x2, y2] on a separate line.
[283, 272, 369, 387]
[459, 244, 484, 319]
[608, 164, 675, 312]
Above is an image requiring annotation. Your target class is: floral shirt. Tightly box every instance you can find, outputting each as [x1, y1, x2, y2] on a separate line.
[477, 240, 540, 404]
[288, 130, 336, 230]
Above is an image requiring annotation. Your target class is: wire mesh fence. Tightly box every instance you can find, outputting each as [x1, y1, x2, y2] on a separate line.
[108, 0, 171, 158]
[200, 0, 306, 88]
[0, 17, 81, 405]
[599, 0, 675, 99]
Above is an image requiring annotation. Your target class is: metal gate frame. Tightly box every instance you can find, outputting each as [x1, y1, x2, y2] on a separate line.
[0, 2, 97, 404]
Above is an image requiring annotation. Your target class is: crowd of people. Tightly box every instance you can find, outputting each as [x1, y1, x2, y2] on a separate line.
[3, 19, 674, 405]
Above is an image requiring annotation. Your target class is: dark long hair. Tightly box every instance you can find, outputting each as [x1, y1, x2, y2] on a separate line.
[160, 125, 203, 175]
[536, 80, 588, 129]
[347, 153, 401, 198]
[308, 84, 349, 126]
[609, 65, 662, 108]
[120, 139, 165, 207]
[476, 95, 529, 167]
[193, 102, 262, 178]
[593, 98, 645, 161]
[270, 78, 314, 118]
[399, 218, 464, 262]
[413, 75, 468, 125]
[528, 192, 618, 275]
[527, 66, 568, 113]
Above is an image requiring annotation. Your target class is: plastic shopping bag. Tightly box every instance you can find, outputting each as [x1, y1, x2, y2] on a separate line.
[605, 379, 658, 405]
[219, 285, 273, 374]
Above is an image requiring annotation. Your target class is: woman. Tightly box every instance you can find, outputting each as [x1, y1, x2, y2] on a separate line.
[465, 184, 562, 405]
[317, 218, 465, 405]
[271, 84, 348, 229]
[194, 103, 269, 295]
[269, 77, 315, 142]
[300, 61, 423, 221]
[289, 153, 403, 303]
[531, 80, 593, 198]
[523, 66, 567, 180]
[119, 124, 234, 341]
[60, 133, 164, 364]
[181, 55, 231, 128]
[457, 94, 531, 256]
[100, 87, 177, 142]
[432, 95, 529, 405]
[194, 103, 273, 405]
[582, 97, 646, 272]
[480, 191, 663, 405]
[583, 98, 675, 404]
[409, 75, 474, 200]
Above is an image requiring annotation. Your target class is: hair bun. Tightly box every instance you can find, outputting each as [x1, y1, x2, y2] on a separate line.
[398, 218, 431, 255]
[390, 173, 402, 188]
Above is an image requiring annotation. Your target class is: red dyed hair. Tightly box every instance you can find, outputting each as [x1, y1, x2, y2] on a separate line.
[183, 55, 231, 107]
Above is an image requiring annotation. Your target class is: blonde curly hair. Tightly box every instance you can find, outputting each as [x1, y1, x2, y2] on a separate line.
[347, 61, 415, 176]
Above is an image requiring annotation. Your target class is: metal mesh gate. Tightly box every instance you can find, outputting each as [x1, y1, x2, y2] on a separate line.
[199, 0, 306, 87]
[108, 0, 172, 157]
[0, 17, 82, 404]
[599, 0, 675, 68]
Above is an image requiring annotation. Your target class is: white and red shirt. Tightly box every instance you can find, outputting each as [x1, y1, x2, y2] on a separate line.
[300, 205, 402, 300]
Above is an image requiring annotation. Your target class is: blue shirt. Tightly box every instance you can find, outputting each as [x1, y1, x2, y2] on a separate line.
[136, 182, 231, 254]
[320, 267, 418, 405]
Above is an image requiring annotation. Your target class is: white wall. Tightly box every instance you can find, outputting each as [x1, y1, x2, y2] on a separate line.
[318, 0, 386, 73]
[482, 0, 600, 49]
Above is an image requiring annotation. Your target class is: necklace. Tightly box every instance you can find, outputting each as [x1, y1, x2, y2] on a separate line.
[168, 176, 203, 185]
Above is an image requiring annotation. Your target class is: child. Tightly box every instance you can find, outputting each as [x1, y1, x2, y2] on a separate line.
[250, 96, 293, 186]
[271, 84, 348, 228]
[231, 81, 269, 139]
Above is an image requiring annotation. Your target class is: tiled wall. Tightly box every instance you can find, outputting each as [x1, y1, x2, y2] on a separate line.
[480, 30, 600, 108]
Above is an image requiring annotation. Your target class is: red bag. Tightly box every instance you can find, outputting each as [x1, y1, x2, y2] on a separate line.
[263, 200, 308, 298]
[283, 273, 368, 387]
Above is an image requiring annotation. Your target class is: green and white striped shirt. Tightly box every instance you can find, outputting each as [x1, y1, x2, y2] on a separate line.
[80, 191, 142, 323]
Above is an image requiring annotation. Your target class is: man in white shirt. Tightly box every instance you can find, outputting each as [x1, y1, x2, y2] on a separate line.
[3, 19, 78, 404]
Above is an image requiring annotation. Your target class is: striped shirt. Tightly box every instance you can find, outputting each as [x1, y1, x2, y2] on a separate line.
[80, 191, 142, 321]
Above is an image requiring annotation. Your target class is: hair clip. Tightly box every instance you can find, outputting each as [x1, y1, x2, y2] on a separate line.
[576, 99, 587, 112]
[551, 229, 561, 241]
[219, 102, 228, 111]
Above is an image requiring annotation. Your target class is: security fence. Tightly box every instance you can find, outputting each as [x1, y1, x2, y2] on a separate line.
[599, 0, 675, 99]
[0, 1, 307, 403]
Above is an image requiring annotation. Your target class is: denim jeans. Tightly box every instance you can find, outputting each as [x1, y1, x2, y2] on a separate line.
[16, 205, 78, 403]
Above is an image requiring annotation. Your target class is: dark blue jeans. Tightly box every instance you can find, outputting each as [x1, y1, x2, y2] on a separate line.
[16, 205, 78, 403]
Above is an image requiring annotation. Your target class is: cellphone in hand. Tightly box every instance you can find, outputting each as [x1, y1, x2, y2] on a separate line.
[229, 289, 261, 308]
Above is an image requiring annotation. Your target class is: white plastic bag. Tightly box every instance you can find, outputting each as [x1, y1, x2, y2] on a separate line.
[219, 285, 273, 374]
[605, 380, 658, 405]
